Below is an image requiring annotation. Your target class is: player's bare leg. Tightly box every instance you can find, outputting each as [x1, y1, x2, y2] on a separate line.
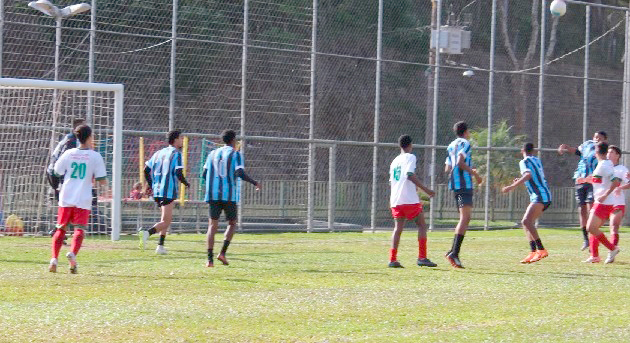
[388, 219, 405, 268]
[217, 219, 237, 265]
[521, 203, 547, 263]
[586, 214, 619, 263]
[206, 218, 219, 267]
[153, 202, 174, 254]
[446, 205, 471, 269]
[415, 214, 436, 267]
[579, 203, 591, 251]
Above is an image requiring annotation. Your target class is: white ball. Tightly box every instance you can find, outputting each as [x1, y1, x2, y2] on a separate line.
[550, 0, 566, 17]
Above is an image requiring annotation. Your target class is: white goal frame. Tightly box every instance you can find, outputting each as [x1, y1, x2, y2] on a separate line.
[0, 77, 124, 241]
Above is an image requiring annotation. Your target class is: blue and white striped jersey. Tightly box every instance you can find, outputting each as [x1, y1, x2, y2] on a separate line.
[519, 155, 552, 203]
[445, 137, 473, 192]
[574, 140, 598, 179]
[146, 146, 183, 199]
[203, 146, 244, 203]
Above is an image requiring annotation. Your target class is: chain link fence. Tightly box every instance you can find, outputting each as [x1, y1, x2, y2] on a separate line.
[1, 0, 630, 235]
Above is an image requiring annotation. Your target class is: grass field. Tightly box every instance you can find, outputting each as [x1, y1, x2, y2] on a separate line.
[1, 228, 629, 342]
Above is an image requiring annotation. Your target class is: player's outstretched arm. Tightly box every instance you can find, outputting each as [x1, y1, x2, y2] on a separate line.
[557, 144, 578, 155]
[236, 169, 261, 190]
[408, 174, 434, 198]
[502, 172, 531, 193]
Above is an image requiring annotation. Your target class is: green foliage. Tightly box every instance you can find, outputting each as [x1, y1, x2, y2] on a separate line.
[470, 120, 526, 188]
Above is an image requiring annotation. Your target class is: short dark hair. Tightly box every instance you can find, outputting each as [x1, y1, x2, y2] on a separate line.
[222, 129, 236, 144]
[398, 135, 412, 148]
[454, 121, 468, 137]
[596, 131, 607, 139]
[596, 142, 609, 156]
[609, 144, 622, 156]
[73, 124, 92, 144]
[73, 118, 85, 128]
[167, 130, 181, 145]
[523, 142, 535, 154]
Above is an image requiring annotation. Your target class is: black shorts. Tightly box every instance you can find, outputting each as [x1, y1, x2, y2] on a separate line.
[575, 184, 594, 206]
[154, 197, 175, 207]
[209, 201, 238, 221]
[539, 202, 552, 212]
[454, 190, 473, 208]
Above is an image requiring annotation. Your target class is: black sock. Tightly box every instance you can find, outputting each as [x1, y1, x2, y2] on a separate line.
[535, 239, 544, 250]
[451, 234, 465, 256]
[158, 234, 166, 246]
[220, 240, 231, 255]
[581, 227, 589, 242]
[148, 227, 157, 236]
[529, 240, 537, 252]
[207, 249, 213, 261]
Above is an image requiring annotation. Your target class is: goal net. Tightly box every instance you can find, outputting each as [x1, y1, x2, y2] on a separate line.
[0, 78, 123, 240]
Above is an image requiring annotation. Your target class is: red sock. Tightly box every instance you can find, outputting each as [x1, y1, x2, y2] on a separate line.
[589, 234, 599, 258]
[418, 238, 427, 259]
[389, 249, 398, 262]
[596, 233, 616, 251]
[71, 229, 85, 256]
[51, 229, 65, 259]
[612, 233, 620, 246]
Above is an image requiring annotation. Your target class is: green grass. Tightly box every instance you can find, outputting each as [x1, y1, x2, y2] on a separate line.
[1, 229, 629, 342]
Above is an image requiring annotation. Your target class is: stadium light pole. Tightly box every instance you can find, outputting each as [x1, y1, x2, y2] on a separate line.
[28, 0, 91, 82]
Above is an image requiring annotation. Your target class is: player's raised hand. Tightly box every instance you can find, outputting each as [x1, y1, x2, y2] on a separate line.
[557, 144, 568, 155]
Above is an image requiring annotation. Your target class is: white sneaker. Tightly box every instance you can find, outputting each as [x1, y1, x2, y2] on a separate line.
[66, 252, 78, 274]
[605, 248, 620, 264]
[582, 256, 601, 263]
[49, 258, 58, 273]
[138, 228, 149, 250]
[155, 245, 168, 255]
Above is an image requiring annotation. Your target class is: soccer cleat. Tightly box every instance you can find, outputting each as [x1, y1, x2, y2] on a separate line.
[388, 261, 404, 268]
[445, 253, 464, 269]
[48, 258, 58, 273]
[605, 248, 620, 264]
[138, 228, 149, 250]
[417, 258, 437, 267]
[206, 260, 214, 268]
[520, 252, 537, 264]
[581, 241, 590, 251]
[155, 245, 168, 255]
[66, 252, 77, 274]
[217, 254, 229, 265]
[582, 256, 601, 263]
[529, 249, 548, 263]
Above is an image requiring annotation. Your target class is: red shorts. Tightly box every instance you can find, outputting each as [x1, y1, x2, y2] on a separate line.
[592, 203, 615, 221]
[391, 203, 423, 220]
[612, 205, 626, 216]
[57, 207, 91, 228]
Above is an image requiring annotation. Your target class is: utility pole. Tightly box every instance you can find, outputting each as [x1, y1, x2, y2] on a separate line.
[424, 0, 438, 182]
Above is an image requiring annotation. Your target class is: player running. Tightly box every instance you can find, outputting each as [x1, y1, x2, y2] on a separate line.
[558, 131, 608, 251]
[49, 125, 107, 273]
[203, 130, 260, 267]
[444, 121, 482, 269]
[575, 142, 620, 264]
[387, 135, 436, 268]
[501, 143, 550, 264]
[139, 130, 190, 254]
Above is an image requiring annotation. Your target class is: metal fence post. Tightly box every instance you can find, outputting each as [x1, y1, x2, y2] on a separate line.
[328, 144, 336, 232]
[371, 0, 383, 232]
[307, 0, 317, 233]
[1, 0, 5, 77]
[238, 0, 249, 233]
[169, 0, 177, 131]
[583, 5, 590, 142]
[484, 0, 497, 231]
[429, 0, 442, 231]
[538, 0, 546, 155]
[87, 0, 96, 125]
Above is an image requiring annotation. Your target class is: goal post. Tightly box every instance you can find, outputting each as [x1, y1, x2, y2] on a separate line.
[0, 77, 124, 241]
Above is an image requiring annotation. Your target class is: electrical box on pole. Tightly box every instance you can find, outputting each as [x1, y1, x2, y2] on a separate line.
[430, 26, 471, 55]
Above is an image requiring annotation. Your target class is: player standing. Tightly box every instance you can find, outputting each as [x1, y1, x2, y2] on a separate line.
[501, 143, 550, 263]
[575, 142, 620, 263]
[48, 125, 107, 273]
[387, 135, 436, 268]
[444, 121, 482, 269]
[203, 130, 260, 267]
[558, 131, 608, 250]
[139, 130, 190, 254]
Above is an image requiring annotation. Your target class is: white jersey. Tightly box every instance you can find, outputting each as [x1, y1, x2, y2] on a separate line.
[610, 164, 629, 206]
[592, 159, 617, 206]
[389, 153, 420, 207]
[54, 148, 107, 210]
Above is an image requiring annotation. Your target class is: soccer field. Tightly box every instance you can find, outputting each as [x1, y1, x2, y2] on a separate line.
[1, 229, 629, 343]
